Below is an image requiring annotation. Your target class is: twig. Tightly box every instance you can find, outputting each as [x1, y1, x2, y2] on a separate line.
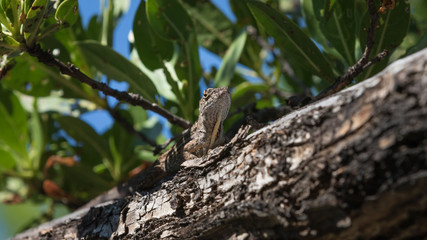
[108, 109, 159, 148]
[27, 44, 191, 129]
[314, 0, 388, 101]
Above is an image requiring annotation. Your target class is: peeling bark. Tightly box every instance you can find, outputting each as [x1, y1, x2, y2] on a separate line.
[13, 48, 427, 240]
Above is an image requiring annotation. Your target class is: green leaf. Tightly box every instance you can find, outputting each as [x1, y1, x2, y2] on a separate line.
[146, 0, 194, 41]
[147, 0, 201, 119]
[301, 0, 343, 62]
[411, 0, 427, 30]
[0, 148, 15, 171]
[183, 1, 233, 55]
[405, 32, 427, 57]
[2, 56, 54, 97]
[318, 0, 356, 65]
[247, 1, 335, 82]
[55, 0, 79, 26]
[75, 40, 158, 102]
[230, 0, 258, 27]
[231, 82, 269, 108]
[28, 100, 43, 171]
[0, 34, 21, 55]
[1, 33, 20, 47]
[133, 1, 173, 70]
[130, 48, 178, 103]
[214, 30, 247, 87]
[57, 116, 110, 161]
[0, 4, 13, 33]
[24, 0, 49, 44]
[358, 0, 410, 80]
[0, 88, 29, 164]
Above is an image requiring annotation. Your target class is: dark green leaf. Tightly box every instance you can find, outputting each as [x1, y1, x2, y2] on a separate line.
[247, 1, 336, 82]
[405, 32, 427, 57]
[146, 0, 194, 41]
[183, 0, 233, 55]
[57, 116, 110, 161]
[318, 0, 357, 65]
[230, 0, 258, 27]
[133, 1, 173, 70]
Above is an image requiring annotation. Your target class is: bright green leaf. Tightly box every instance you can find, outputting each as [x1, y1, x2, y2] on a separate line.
[130, 48, 178, 103]
[0, 88, 29, 163]
[247, 1, 335, 82]
[0, 1, 13, 33]
[0, 32, 21, 55]
[215, 30, 247, 87]
[55, 0, 79, 26]
[75, 40, 158, 102]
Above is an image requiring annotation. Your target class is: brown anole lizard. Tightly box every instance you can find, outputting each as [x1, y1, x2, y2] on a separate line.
[81, 87, 231, 208]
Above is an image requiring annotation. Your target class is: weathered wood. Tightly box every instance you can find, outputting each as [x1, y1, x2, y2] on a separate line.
[13, 48, 427, 240]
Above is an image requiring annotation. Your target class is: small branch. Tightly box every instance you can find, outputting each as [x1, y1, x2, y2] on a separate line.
[27, 45, 192, 129]
[108, 109, 159, 148]
[314, 0, 387, 101]
[315, 50, 388, 100]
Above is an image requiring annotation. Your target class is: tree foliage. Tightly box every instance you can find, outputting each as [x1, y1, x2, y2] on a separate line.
[0, 0, 425, 236]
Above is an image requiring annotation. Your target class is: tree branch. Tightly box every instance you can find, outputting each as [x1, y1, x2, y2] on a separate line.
[26, 45, 192, 129]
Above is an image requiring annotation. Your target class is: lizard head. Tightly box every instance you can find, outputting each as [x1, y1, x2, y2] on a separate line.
[199, 87, 231, 124]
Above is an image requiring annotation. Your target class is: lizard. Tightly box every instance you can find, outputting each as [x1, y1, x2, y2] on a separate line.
[80, 87, 231, 209]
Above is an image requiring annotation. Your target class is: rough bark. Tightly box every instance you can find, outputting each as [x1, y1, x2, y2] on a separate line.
[13, 48, 427, 240]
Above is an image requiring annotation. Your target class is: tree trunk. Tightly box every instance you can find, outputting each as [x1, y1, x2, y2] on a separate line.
[13, 48, 427, 240]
